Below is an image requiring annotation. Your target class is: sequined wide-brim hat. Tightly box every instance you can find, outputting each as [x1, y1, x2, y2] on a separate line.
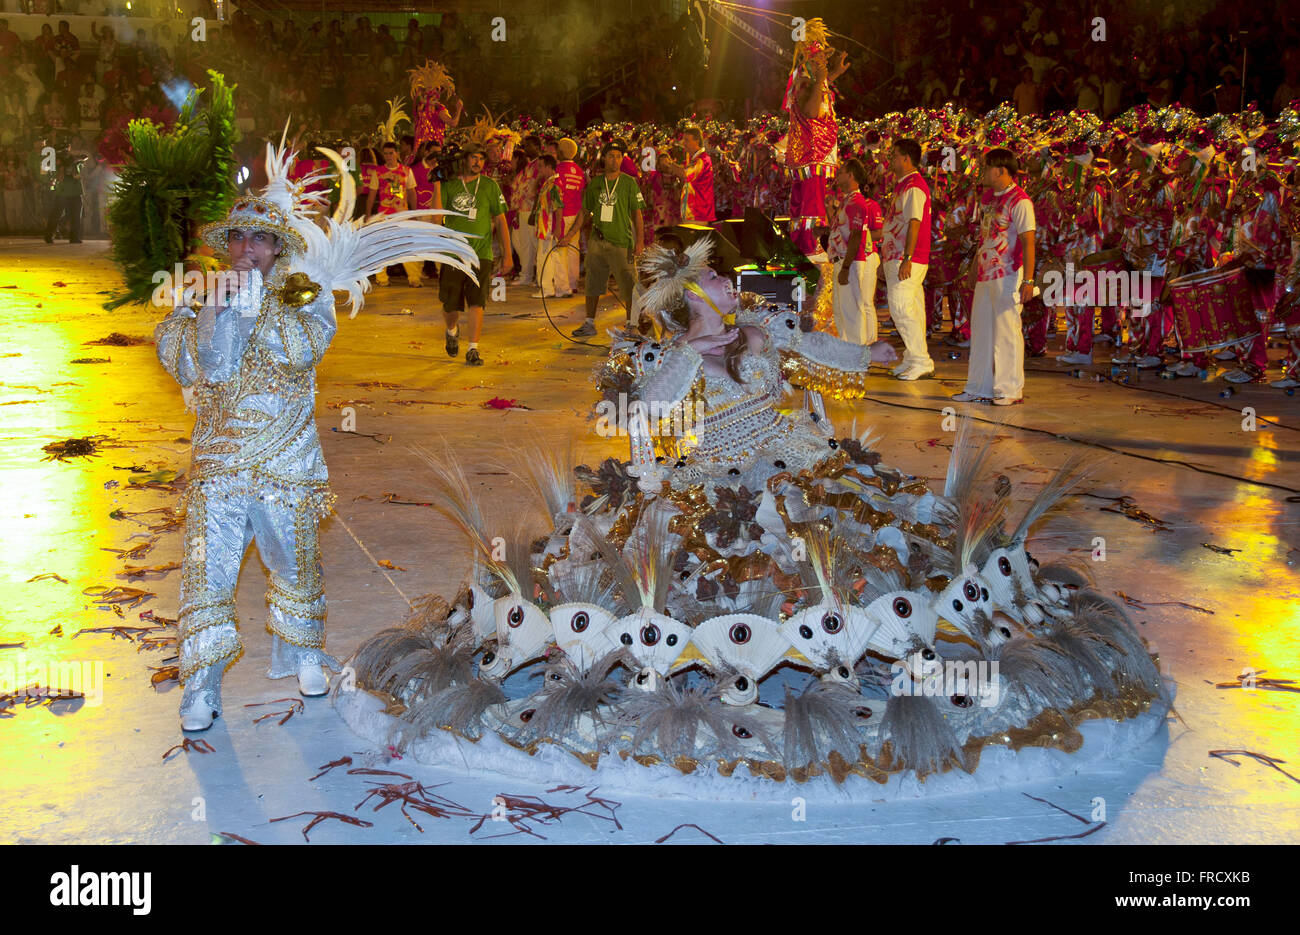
[198, 194, 308, 258]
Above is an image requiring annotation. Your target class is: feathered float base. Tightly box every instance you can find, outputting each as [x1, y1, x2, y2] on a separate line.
[332, 648, 1172, 803]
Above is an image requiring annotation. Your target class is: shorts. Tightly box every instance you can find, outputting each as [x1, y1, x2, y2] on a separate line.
[584, 236, 635, 303]
[439, 258, 487, 313]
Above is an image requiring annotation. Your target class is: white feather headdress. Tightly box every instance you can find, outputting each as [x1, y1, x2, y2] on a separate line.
[636, 237, 716, 327]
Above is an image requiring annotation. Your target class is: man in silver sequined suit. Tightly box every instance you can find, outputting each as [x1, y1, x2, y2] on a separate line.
[155, 194, 340, 732]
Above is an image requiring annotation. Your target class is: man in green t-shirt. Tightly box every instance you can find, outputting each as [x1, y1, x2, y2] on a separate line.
[562, 139, 644, 337]
[438, 143, 513, 365]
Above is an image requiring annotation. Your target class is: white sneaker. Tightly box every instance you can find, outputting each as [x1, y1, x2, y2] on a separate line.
[1270, 376, 1299, 388]
[180, 700, 217, 732]
[896, 364, 935, 381]
[1135, 355, 1163, 369]
[297, 663, 329, 697]
[1055, 351, 1092, 365]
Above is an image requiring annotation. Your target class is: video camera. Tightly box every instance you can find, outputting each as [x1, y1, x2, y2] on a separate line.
[429, 145, 467, 184]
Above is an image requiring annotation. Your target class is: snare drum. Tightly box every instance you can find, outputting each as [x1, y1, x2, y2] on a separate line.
[1168, 265, 1261, 353]
[1272, 288, 1300, 340]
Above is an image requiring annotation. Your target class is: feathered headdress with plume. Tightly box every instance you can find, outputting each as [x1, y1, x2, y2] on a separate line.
[793, 16, 831, 68]
[377, 96, 411, 145]
[782, 17, 832, 113]
[409, 59, 455, 99]
[635, 236, 716, 328]
[285, 143, 480, 316]
[199, 120, 330, 258]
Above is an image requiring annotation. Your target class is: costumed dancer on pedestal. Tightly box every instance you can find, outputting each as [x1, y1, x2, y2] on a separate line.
[409, 59, 462, 151]
[155, 134, 479, 731]
[779, 17, 846, 259]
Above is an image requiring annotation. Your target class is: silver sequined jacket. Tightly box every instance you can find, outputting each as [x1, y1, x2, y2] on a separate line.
[154, 267, 337, 493]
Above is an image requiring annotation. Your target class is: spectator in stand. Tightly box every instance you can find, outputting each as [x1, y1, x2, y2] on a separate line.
[0, 19, 21, 60]
[90, 22, 118, 80]
[1076, 73, 1102, 113]
[77, 76, 105, 131]
[1041, 66, 1072, 113]
[1013, 67, 1038, 116]
[52, 20, 80, 63]
[33, 24, 57, 88]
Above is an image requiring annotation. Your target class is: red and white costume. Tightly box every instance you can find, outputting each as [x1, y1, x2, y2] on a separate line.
[883, 170, 933, 371]
[964, 183, 1035, 401]
[830, 190, 883, 344]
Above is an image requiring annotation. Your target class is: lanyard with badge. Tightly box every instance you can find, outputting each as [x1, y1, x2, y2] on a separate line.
[600, 175, 616, 224]
[465, 176, 481, 221]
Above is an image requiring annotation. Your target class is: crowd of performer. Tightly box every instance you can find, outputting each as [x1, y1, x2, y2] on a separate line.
[254, 26, 1297, 396]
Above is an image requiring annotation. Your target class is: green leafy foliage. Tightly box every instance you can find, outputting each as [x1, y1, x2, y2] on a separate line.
[104, 71, 241, 311]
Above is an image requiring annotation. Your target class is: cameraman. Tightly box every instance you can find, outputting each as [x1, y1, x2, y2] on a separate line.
[44, 149, 84, 244]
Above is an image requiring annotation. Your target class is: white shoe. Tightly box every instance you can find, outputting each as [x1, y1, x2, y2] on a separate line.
[1223, 369, 1256, 384]
[297, 663, 329, 697]
[180, 700, 217, 732]
[1173, 361, 1201, 377]
[993, 396, 1024, 406]
[896, 364, 935, 381]
[1055, 351, 1092, 365]
[1135, 355, 1163, 369]
[1110, 352, 1133, 365]
[1213, 349, 1237, 361]
[951, 391, 991, 403]
[1270, 376, 1299, 388]
[890, 361, 908, 376]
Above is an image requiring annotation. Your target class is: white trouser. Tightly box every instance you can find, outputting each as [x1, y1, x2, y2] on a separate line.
[537, 234, 562, 296]
[884, 258, 931, 369]
[512, 218, 537, 284]
[832, 254, 880, 345]
[966, 271, 1025, 400]
[561, 213, 580, 292]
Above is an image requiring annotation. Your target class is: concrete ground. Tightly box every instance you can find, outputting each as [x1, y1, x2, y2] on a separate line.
[0, 238, 1296, 845]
